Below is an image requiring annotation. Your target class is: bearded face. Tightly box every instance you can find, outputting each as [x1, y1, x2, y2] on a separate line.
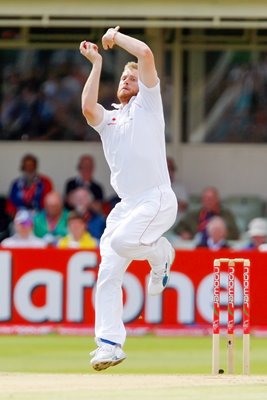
[117, 68, 139, 105]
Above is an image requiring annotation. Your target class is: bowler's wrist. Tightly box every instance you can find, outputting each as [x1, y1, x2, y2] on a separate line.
[91, 55, 102, 67]
[110, 28, 118, 45]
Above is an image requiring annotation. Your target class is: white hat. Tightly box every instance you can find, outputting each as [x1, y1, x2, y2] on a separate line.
[248, 218, 267, 237]
[259, 243, 267, 252]
[14, 209, 33, 226]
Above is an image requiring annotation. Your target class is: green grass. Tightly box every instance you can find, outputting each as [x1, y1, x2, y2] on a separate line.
[0, 335, 267, 400]
[0, 334, 266, 375]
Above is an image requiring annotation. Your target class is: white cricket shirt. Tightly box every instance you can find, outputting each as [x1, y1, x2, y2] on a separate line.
[93, 80, 171, 199]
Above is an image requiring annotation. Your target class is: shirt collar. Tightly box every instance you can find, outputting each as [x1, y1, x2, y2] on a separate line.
[111, 96, 136, 111]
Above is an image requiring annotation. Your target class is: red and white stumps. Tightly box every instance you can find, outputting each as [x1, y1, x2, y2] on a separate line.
[212, 258, 251, 375]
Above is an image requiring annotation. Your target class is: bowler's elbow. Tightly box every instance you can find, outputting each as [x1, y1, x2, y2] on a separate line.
[82, 104, 92, 120]
[138, 45, 158, 87]
[139, 44, 154, 61]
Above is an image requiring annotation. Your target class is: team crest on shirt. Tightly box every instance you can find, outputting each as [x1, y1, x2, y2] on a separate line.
[108, 117, 117, 125]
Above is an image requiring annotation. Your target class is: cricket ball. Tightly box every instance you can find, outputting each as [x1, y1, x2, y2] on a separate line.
[83, 41, 89, 49]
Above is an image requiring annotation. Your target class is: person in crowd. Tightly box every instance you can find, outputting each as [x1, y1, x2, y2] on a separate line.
[174, 186, 239, 244]
[196, 216, 230, 250]
[0, 196, 12, 242]
[33, 191, 68, 246]
[57, 210, 98, 249]
[64, 154, 104, 213]
[7, 153, 53, 215]
[68, 187, 106, 240]
[243, 217, 267, 250]
[1, 209, 46, 248]
[167, 156, 189, 217]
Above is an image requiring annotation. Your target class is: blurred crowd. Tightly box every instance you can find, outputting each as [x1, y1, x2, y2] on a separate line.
[0, 153, 267, 251]
[0, 153, 116, 249]
[0, 49, 116, 142]
[165, 159, 267, 251]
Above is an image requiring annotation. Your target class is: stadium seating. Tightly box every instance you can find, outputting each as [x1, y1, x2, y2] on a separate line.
[222, 195, 266, 234]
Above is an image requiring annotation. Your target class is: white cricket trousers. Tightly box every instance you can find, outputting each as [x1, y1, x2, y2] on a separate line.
[95, 184, 178, 346]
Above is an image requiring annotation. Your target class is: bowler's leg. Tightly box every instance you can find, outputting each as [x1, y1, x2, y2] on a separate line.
[95, 253, 130, 345]
[90, 205, 131, 371]
[110, 186, 177, 295]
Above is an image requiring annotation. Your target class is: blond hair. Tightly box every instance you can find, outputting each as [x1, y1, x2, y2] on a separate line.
[124, 61, 138, 71]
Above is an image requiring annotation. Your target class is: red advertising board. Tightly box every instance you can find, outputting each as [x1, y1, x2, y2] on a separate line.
[0, 248, 266, 334]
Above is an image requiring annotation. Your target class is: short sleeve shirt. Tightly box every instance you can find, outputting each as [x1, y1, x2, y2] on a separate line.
[93, 80, 171, 199]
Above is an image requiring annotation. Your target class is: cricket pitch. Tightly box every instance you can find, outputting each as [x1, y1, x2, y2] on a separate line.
[0, 373, 267, 400]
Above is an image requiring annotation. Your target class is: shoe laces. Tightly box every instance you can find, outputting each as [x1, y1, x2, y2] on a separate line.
[90, 343, 115, 357]
[150, 272, 162, 287]
[90, 338, 105, 356]
[90, 348, 97, 357]
[150, 262, 167, 281]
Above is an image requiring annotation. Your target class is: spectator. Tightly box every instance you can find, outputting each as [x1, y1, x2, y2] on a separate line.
[1, 209, 46, 248]
[167, 156, 189, 216]
[57, 211, 98, 249]
[64, 154, 104, 213]
[197, 216, 230, 250]
[7, 153, 53, 215]
[33, 191, 68, 246]
[174, 187, 239, 244]
[0, 196, 12, 242]
[243, 217, 267, 250]
[68, 187, 106, 240]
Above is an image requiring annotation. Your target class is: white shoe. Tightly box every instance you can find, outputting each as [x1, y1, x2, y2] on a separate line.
[90, 343, 127, 371]
[148, 240, 175, 296]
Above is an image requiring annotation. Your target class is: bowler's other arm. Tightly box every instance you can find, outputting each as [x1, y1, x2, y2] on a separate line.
[80, 41, 104, 126]
[102, 26, 158, 88]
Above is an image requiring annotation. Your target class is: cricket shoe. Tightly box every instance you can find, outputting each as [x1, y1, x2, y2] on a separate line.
[148, 238, 175, 296]
[90, 343, 127, 371]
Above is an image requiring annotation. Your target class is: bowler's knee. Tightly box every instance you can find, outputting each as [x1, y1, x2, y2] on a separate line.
[97, 262, 123, 288]
[110, 233, 133, 258]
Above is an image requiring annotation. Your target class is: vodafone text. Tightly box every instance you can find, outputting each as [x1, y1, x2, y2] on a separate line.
[0, 251, 243, 325]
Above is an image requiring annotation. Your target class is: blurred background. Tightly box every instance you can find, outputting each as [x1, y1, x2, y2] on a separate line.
[1, 2, 267, 380]
[1, 0, 267, 203]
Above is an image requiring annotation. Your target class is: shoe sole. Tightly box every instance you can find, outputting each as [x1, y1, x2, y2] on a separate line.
[91, 356, 126, 371]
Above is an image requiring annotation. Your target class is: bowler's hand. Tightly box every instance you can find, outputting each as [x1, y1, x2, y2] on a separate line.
[102, 26, 120, 50]
[79, 41, 102, 63]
